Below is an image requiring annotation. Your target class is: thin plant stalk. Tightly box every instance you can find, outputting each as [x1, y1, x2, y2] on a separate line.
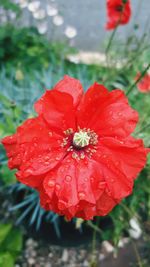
[90, 217, 100, 267]
[131, 239, 144, 267]
[105, 26, 119, 55]
[126, 63, 150, 95]
[136, 122, 150, 134]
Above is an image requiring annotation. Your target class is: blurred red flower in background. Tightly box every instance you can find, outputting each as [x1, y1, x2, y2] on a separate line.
[135, 72, 150, 93]
[2, 76, 149, 220]
[106, 0, 131, 30]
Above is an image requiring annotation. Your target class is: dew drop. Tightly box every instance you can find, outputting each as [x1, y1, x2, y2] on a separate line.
[44, 161, 50, 165]
[45, 156, 50, 160]
[90, 177, 94, 182]
[65, 175, 72, 182]
[48, 180, 55, 187]
[98, 181, 106, 189]
[58, 200, 66, 210]
[106, 188, 111, 196]
[55, 183, 61, 191]
[84, 178, 88, 182]
[78, 192, 85, 200]
[48, 131, 53, 137]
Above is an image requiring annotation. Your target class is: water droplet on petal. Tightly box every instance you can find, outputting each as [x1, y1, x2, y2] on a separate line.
[84, 178, 88, 182]
[58, 200, 67, 210]
[90, 177, 94, 182]
[48, 180, 55, 187]
[98, 181, 106, 189]
[65, 175, 72, 182]
[44, 161, 50, 165]
[56, 156, 60, 161]
[106, 187, 111, 196]
[55, 183, 61, 191]
[48, 131, 53, 136]
[78, 192, 85, 200]
[45, 156, 50, 160]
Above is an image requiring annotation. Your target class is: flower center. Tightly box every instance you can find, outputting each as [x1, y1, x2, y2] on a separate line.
[73, 130, 90, 148]
[62, 127, 98, 160]
[115, 5, 123, 12]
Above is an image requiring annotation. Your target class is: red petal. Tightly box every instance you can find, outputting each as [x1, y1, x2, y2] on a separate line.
[96, 191, 120, 216]
[2, 116, 67, 187]
[2, 134, 20, 169]
[136, 73, 150, 93]
[93, 136, 147, 199]
[34, 90, 76, 133]
[105, 0, 131, 30]
[77, 82, 109, 128]
[54, 75, 83, 107]
[78, 84, 138, 138]
[42, 155, 106, 219]
[16, 172, 45, 188]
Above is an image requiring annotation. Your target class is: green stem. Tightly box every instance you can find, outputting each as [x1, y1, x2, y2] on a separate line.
[126, 63, 150, 95]
[105, 26, 119, 55]
[120, 203, 141, 222]
[87, 220, 103, 235]
[136, 122, 150, 134]
[90, 217, 100, 267]
[131, 239, 144, 267]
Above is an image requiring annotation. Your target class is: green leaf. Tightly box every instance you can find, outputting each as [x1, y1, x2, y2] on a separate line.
[0, 224, 23, 266]
[2, 228, 23, 254]
[0, 252, 14, 267]
[147, 153, 150, 166]
[0, 224, 12, 246]
[0, 165, 16, 185]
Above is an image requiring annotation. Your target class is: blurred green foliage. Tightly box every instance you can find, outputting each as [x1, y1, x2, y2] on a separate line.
[0, 24, 74, 72]
[0, 223, 23, 267]
[0, 0, 21, 15]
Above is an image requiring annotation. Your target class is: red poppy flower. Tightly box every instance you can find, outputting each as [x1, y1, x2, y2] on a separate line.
[135, 72, 150, 93]
[106, 0, 131, 30]
[2, 76, 149, 220]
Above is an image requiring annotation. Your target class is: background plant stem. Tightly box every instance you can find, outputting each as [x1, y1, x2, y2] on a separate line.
[126, 63, 150, 95]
